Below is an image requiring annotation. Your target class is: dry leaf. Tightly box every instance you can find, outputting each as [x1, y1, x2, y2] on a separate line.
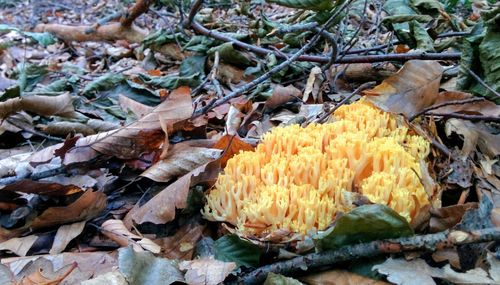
[430, 203, 478, 233]
[445, 119, 500, 157]
[264, 85, 302, 112]
[364, 60, 443, 118]
[1, 180, 82, 196]
[0, 235, 38, 257]
[42, 122, 96, 136]
[81, 270, 128, 285]
[49, 221, 86, 254]
[155, 222, 205, 260]
[16, 258, 77, 285]
[141, 142, 221, 182]
[119, 95, 154, 119]
[303, 66, 323, 103]
[213, 135, 254, 168]
[225, 105, 244, 136]
[301, 269, 390, 285]
[429, 91, 500, 117]
[101, 219, 160, 253]
[179, 257, 236, 285]
[125, 160, 220, 226]
[0, 93, 76, 119]
[31, 190, 106, 230]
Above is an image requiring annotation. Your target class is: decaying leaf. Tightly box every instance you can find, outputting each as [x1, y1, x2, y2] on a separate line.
[49, 221, 86, 255]
[124, 160, 220, 226]
[430, 203, 478, 233]
[81, 270, 128, 285]
[0, 235, 38, 257]
[119, 95, 154, 119]
[264, 85, 302, 112]
[118, 247, 184, 285]
[0, 92, 76, 119]
[179, 257, 236, 285]
[101, 219, 160, 253]
[213, 135, 254, 168]
[155, 222, 205, 260]
[445, 119, 500, 157]
[141, 142, 221, 182]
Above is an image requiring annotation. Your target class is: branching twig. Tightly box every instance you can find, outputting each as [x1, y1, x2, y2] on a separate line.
[427, 112, 500, 122]
[184, 0, 204, 28]
[409, 97, 486, 121]
[191, 0, 357, 118]
[235, 228, 500, 285]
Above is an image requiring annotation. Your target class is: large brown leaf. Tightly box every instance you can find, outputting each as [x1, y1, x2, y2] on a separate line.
[364, 60, 443, 118]
[124, 160, 220, 227]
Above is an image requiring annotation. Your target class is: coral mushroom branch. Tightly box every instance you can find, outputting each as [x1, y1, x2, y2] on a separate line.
[236, 228, 500, 285]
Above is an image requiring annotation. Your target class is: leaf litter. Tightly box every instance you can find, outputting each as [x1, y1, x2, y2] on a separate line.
[0, 0, 499, 284]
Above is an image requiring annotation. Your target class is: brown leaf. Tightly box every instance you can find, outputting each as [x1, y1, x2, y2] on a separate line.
[141, 142, 221, 182]
[31, 190, 106, 230]
[1, 180, 82, 196]
[49, 221, 86, 254]
[17, 258, 77, 285]
[301, 269, 391, 285]
[430, 203, 478, 232]
[42, 122, 96, 136]
[213, 135, 254, 168]
[0, 235, 38, 257]
[445, 119, 500, 158]
[303, 66, 323, 103]
[364, 60, 443, 118]
[179, 258, 236, 285]
[119, 95, 154, 119]
[124, 160, 220, 226]
[0, 93, 76, 119]
[155, 222, 205, 260]
[429, 91, 500, 117]
[101, 219, 160, 253]
[264, 85, 302, 112]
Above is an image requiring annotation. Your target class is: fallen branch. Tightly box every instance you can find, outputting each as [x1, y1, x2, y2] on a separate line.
[235, 228, 500, 285]
[34, 0, 153, 43]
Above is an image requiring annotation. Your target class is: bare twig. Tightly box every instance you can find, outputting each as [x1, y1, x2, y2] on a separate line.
[316, 81, 376, 123]
[409, 97, 485, 121]
[184, 0, 204, 28]
[427, 112, 500, 122]
[235, 228, 500, 285]
[120, 0, 154, 27]
[191, 0, 357, 118]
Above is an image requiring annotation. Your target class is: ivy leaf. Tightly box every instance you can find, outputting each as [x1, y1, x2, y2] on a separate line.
[315, 204, 414, 252]
[214, 235, 261, 267]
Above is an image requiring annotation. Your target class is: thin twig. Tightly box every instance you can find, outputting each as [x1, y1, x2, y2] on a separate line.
[462, 65, 500, 99]
[409, 97, 485, 121]
[316, 81, 376, 123]
[184, 0, 204, 28]
[427, 112, 500, 122]
[191, 0, 357, 118]
[235, 228, 500, 285]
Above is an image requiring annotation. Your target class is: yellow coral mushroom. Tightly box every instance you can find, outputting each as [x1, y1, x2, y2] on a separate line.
[203, 99, 431, 236]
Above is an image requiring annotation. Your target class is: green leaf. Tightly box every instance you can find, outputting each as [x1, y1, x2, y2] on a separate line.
[179, 55, 206, 78]
[409, 20, 435, 51]
[264, 273, 304, 285]
[410, 0, 444, 17]
[118, 247, 184, 285]
[315, 204, 413, 252]
[477, 13, 500, 101]
[24, 32, 56, 47]
[82, 73, 126, 97]
[139, 73, 200, 89]
[214, 235, 261, 267]
[266, 0, 340, 11]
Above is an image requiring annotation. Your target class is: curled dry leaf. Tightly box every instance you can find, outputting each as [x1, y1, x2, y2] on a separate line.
[1, 180, 82, 196]
[124, 160, 220, 227]
[430, 203, 478, 233]
[179, 257, 236, 285]
[141, 142, 221, 182]
[364, 60, 443, 118]
[303, 66, 323, 103]
[101, 219, 160, 253]
[42, 122, 96, 137]
[429, 91, 500, 117]
[445, 119, 500, 158]
[0, 92, 76, 119]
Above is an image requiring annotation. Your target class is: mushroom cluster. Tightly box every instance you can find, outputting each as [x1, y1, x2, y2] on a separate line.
[203, 100, 431, 235]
